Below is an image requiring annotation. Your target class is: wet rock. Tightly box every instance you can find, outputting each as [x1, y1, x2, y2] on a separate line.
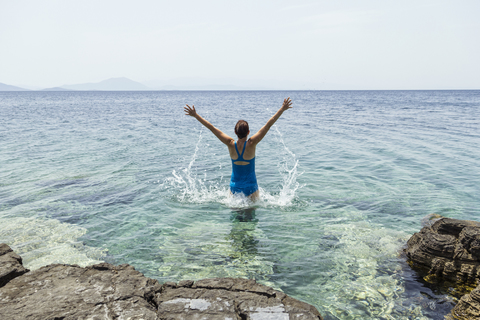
[0, 243, 29, 288]
[405, 218, 480, 320]
[157, 278, 323, 319]
[405, 218, 480, 284]
[450, 284, 480, 320]
[0, 243, 324, 319]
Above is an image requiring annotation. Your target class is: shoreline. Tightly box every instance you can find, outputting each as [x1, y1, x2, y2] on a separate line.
[0, 243, 323, 319]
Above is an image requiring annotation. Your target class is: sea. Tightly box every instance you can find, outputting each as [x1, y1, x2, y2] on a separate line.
[1, 90, 479, 319]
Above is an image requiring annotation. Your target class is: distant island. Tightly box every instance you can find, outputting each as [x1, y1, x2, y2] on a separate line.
[41, 87, 72, 91]
[0, 82, 31, 91]
[1, 77, 316, 91]
[61, 77, 149, 91]
[2, 78, 237, 91]
[0, 78, 152, 91]
[0, 77, 270, 91]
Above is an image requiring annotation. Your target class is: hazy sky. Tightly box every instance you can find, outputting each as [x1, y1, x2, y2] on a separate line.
[1, 0, 479, 89]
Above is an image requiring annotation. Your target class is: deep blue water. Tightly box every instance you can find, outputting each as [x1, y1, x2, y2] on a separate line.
[1, 90, 479, 319]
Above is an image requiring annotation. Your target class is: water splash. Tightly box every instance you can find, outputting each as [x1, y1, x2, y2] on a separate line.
[261, 126, 303, 207]
[163, 130, 229, 204]
[162, 127, 303, 209]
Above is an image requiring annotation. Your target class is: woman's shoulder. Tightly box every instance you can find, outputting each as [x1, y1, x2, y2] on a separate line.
[247, 138, 258, 147]
[227, 139, 236, 149]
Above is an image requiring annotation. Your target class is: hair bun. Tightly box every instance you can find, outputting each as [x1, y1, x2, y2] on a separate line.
[235, 120, 249, 139]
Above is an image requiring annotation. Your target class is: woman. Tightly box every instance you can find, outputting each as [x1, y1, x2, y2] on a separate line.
[184, 97, 293, 200]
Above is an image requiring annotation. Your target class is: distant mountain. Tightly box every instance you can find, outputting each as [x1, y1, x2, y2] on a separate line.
[145, 77, 271, 90]
[0, 82, 30, 91]
[154, 84, 264, 90]
[61, 77, 150, 91]
[41, 87, 74, 91]
[143, 77, 321, 90]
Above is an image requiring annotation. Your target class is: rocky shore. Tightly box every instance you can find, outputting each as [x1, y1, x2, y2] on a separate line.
[0, 243, 323, 320]
[405, 217, 480, 319]
[2, 216, 480, 319]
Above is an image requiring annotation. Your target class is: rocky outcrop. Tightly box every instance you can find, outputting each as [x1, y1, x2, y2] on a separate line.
[0, 243, 323, 319]
[0, 262, 161, 320]
[0, 243, 29, 288]
[405, 218, 480, 320]
[451, 285, 480, 319]
[405, 218, 480, 284]
[158, 278, 323, 319]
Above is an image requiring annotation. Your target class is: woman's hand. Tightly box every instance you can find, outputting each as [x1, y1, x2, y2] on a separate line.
[184, 104, 197, 117]
[250, 97, 293, 145]
[281, 97, 293, 111]
[183, 104, 234, 145]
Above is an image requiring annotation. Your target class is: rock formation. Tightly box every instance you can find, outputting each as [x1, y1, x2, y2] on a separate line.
[0, 243, 29, 288]
[0, 262, 161, 319]
[0, 243, 323, 320]
[158, 278, 323, 319]
[405, 218, 480, 284]
[450, 285, 480, 319]
[405, 218, 480, 320]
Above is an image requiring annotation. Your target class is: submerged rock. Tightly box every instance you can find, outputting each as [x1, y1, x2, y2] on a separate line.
[0, 243, 323, 319]
[405, 218, 480, 320]
[450, 285, 480, 320]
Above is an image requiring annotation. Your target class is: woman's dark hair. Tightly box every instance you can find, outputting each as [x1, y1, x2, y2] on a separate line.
[235, 120, 249, 139]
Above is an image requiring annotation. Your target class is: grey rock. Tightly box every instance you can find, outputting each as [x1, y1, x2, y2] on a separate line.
[0, 243, 323, 320]
[0, 262, 161, 320]
[0, 243, 29, 288]
[157, 278, 323, 320]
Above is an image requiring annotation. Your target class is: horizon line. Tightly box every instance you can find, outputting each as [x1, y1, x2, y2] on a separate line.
[1, 88, 480, 92]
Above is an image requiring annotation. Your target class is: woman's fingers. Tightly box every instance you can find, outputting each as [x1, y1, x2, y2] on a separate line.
[283, 97, 292, 109]
[184, 104, 196, 116]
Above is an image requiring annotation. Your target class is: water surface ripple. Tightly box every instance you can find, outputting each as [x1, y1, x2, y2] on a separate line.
[1, 90, 479, 319]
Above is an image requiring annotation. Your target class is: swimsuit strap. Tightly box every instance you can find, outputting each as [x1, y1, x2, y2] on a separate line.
[234, 142, 241, 159]
[234, 141, 248, 161]
[240, 140, 247, 158]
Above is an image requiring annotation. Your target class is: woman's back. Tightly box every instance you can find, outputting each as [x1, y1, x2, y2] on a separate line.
[230, 140, 258, 197]
[229, 139, 255, 164]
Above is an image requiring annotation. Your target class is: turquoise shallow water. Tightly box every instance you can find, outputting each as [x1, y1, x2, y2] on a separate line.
[1, 90, 479, 319]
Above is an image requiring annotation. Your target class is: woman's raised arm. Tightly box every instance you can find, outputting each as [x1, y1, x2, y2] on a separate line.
[250, 97, 293, 145]
[184, 104, 234, 146]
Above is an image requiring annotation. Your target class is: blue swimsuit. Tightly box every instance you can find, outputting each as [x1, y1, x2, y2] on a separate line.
[230, 141, 258, 196]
